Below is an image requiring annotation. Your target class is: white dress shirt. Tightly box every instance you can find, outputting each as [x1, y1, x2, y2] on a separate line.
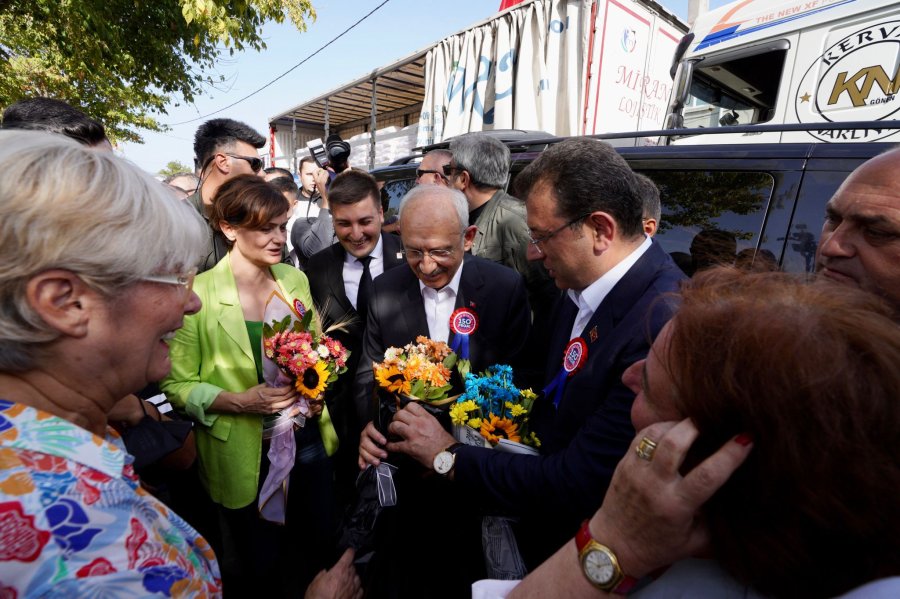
[419, 263, 465, 343]
[343, 236, 385, 310]
[568, 236, 653, 339]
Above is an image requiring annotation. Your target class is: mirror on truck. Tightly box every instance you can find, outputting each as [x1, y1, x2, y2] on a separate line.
[663, 58, 697, 129]
[670, 33, 695, 80]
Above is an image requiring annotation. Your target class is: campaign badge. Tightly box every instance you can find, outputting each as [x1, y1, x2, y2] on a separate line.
[293, 299, 307, 318]
[563, 338, 588, 376]
[449, 308, 479, 336]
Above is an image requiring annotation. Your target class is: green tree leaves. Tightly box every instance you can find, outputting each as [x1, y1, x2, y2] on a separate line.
[0, 0, 315, 143]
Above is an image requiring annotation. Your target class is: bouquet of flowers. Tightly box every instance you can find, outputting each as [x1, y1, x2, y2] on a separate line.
[258, 292, 349, 524]
[264, 315, 349, 404]
[373, 336, 459, 404]
[450, 364, 540, 451]
[372, 336, 463, 436]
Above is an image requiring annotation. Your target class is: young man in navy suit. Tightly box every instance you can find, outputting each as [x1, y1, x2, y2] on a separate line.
[305, 170, 405, 507]
[379, 138, 686, 570]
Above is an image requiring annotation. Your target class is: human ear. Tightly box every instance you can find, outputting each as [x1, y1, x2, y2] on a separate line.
[25, 270, 94, 338]
[462, 225, 478, 251]
[219, 221, 238, 242]
[588, 211, 617, 253]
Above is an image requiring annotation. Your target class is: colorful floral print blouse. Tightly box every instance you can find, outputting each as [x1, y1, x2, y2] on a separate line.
[0, 400, 222, 597]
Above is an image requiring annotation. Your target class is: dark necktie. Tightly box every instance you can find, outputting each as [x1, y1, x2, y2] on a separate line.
[356, 255, 374, 324]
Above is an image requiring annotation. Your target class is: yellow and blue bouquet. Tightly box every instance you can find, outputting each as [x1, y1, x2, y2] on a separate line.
[450, 364, 540, 449]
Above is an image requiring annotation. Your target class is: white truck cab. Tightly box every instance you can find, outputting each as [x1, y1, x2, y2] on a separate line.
[663, 0, 900, 144]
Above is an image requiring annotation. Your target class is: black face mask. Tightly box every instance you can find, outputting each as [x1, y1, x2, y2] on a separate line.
[120, 415, 192, 470]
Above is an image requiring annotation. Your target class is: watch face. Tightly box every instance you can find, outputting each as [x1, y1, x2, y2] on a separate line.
[583, 549, 615, 585]
[433, 451, 454, 474]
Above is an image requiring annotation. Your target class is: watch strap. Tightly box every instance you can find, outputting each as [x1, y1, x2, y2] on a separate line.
[576, 520, 638, 595]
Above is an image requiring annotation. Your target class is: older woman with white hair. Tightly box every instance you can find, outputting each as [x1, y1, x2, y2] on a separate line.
[0, 130, 221, 596]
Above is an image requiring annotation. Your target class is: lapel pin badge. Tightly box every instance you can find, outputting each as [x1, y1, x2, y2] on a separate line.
[589, 326, 598, 343]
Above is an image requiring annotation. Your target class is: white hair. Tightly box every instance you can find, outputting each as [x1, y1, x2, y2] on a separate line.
[398, 184, 469, 231]
[0, 130, 206, 370]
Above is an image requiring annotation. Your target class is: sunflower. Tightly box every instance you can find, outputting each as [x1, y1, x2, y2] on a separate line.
[480, 414, 521, 444]
[375, 364, 411, 395]
[296, 361, 329, 399]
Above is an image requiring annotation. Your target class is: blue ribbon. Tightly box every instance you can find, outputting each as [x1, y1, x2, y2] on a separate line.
[450, 331, 470, 361]
[543, 367, 569, 409]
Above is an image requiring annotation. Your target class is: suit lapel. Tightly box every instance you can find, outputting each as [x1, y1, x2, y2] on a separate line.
[325, 244, 354, 315]
[211, 258, 255, 363]
[400, 271, 430, 340]
[382, 233, 405, 270]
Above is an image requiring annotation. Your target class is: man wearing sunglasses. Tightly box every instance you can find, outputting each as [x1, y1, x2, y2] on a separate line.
[414, 149, 452, 186]
[189, 118, 267, 272]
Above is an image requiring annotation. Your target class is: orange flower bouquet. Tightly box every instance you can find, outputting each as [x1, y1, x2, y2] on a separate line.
[372, 336, 463, 436]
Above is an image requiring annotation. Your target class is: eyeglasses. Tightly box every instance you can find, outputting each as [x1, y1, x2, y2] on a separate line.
[416, 168, 449, 183]
[224, 153, 263, 173]
[441, 163, 465, 177]
[140, 268, 197, 298]
[401, 247, 456, 261]
[528, 213, 592, 255]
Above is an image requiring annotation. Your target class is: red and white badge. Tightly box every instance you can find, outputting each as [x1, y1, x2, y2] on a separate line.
[562, 338, 588, 376]
[449, 307, 479, 335]
[293, 299, 307, 318]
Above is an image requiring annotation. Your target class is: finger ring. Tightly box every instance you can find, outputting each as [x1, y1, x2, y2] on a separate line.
[635, 436, 658, 461]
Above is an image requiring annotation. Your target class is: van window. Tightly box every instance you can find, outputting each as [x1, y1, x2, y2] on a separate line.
[638, 170, 775, 276]
[682, 47, 787, 129]
[781, 170, 851, 274]
[382, 178, 415, 220]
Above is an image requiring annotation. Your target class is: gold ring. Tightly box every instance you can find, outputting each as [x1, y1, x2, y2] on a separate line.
[635, 436, 658, 461]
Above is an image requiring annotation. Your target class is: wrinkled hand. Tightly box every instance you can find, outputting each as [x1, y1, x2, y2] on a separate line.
[304, 548, 362, 599]
[238, 383, 298, 415]
[385, 402, 456, 469]
[358, 421, 387, 469]
[590, 418, 753, 579]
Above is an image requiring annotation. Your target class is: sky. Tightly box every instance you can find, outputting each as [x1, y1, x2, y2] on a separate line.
[118, 0, 731, 174]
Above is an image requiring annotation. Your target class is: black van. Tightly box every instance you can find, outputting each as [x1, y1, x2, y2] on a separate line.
[373, 133, 897, 276]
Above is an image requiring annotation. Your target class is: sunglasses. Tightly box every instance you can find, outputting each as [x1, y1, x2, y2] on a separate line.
[416, 168, 449, 182]
[224, 153, 263, 173]
[442, 164, 465, 177]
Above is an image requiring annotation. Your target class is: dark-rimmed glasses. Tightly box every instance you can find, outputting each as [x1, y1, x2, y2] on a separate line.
[416, 168, 449, 183]
[442, 163, 465, 177]
[224, 153, 263, 173]
[528, 213, 592, 254]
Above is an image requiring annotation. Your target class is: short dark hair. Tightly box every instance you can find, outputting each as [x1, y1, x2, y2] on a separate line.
[635, 173, 661, 222]
[1, 97, 108, 147]
[267, 176, 298, 196]
[193, 118, 265, 173]
[299, 156, 317, 169]
[328, 170, 380, 210]
[514, 138, 644, 239]
[264, 166, 293, 180]
[671, 268, 900, 598]
[210, 175, 289, 243]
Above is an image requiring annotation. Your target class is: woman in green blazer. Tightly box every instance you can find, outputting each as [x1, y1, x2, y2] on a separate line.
[162, 175, 338, 594]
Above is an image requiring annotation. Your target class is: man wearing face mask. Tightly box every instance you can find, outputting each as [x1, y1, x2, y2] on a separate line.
[353, 185, 532, 598]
